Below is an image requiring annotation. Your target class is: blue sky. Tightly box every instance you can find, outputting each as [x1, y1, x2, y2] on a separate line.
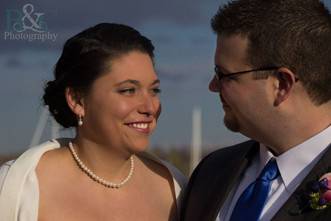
[1, 0, 331, 155]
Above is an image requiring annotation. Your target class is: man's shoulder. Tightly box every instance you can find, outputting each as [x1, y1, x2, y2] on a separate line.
[188, 139, 258, 183]
[200, 140, 258, 166]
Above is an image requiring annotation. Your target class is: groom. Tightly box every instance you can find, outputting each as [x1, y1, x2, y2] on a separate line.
[181, 0, 331, 220]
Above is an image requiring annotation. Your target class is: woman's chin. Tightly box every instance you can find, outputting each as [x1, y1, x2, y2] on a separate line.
[128, 140, 150, 153]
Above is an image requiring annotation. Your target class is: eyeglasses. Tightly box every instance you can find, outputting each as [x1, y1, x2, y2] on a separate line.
[214, 66, 280, 82]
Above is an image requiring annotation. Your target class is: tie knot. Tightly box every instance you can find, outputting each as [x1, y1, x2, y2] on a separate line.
[258, 159, 279, 182]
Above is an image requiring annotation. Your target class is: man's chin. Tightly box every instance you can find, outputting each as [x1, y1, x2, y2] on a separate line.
[224, 115, 240, 132]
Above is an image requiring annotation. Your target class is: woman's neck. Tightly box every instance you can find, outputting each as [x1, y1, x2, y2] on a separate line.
[71, 136, 134, 183]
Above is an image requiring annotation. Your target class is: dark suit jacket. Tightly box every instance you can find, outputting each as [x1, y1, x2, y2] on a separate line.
[180, 140, 331, 221]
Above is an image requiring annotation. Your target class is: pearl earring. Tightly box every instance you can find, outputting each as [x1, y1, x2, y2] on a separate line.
[78, 116, 83, 126]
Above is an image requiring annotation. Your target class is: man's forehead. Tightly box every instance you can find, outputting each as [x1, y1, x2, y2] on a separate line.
[216, 34, 249, 51]
[214, 34, 251, 71]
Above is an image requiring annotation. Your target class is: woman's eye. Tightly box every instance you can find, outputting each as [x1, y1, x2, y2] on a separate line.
[119, 88, 136, 95]
[151, 88, 161, 95]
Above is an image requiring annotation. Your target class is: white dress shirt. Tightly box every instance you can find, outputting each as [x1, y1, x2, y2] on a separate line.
[216, 125, 331, 221]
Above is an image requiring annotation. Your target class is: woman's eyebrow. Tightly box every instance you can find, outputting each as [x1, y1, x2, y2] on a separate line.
[151, 79, 160, 85]
[115, 79, 140, 86]
[115, 79, 160, 87]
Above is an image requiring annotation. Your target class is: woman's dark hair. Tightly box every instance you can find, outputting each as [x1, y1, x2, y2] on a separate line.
[43, 23, 155, 128]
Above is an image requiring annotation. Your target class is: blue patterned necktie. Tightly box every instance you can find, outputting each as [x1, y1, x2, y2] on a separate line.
[229, 159, 280, 221]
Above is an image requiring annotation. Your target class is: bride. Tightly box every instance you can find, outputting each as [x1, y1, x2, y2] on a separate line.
[0, 23, 187, 221]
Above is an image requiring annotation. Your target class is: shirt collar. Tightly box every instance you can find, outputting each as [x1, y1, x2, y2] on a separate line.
[259, 125, 331, 192]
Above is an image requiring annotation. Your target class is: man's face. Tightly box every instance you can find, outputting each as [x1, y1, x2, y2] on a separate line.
[209, 35, 272, 135]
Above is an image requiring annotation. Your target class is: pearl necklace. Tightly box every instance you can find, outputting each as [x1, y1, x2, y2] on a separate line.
[68, 142, 134, 188]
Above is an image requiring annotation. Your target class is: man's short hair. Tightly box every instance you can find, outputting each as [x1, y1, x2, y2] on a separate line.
[212, 0, 331, 105]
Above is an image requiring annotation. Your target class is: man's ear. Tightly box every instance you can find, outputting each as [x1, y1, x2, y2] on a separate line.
[273, 67, 297, 106]
[65, 87, 85, 117]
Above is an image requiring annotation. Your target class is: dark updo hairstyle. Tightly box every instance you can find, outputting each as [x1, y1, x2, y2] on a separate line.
[43, 23, 155, 128]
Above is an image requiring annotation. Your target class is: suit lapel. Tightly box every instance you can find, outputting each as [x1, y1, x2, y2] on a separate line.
[204, 152, 253, 221]
[272, 145, 331, 221]
[182, 140, 259, 221]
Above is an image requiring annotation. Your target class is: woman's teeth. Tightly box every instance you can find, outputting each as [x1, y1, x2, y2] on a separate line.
[131, 123, 148, 129]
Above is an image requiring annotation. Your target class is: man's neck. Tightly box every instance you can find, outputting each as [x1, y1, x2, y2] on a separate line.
[258, 109, 331, 156]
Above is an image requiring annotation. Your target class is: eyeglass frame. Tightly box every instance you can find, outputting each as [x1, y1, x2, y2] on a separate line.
[214, 66, 281, 82]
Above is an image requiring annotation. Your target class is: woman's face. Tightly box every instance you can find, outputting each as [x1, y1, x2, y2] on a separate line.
[80, 51, 161, 154]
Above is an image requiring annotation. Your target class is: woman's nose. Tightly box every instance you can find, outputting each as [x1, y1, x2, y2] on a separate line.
[138, 93, 159, 117]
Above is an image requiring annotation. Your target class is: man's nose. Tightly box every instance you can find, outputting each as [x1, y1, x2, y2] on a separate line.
[209, 75, 221, 92]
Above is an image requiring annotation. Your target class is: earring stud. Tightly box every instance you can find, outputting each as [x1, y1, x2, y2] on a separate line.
[78, 115, 83, 126]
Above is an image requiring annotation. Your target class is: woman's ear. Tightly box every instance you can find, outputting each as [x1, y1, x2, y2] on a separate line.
[65, 87, 85, 117]
[273, 67, 297, 106]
